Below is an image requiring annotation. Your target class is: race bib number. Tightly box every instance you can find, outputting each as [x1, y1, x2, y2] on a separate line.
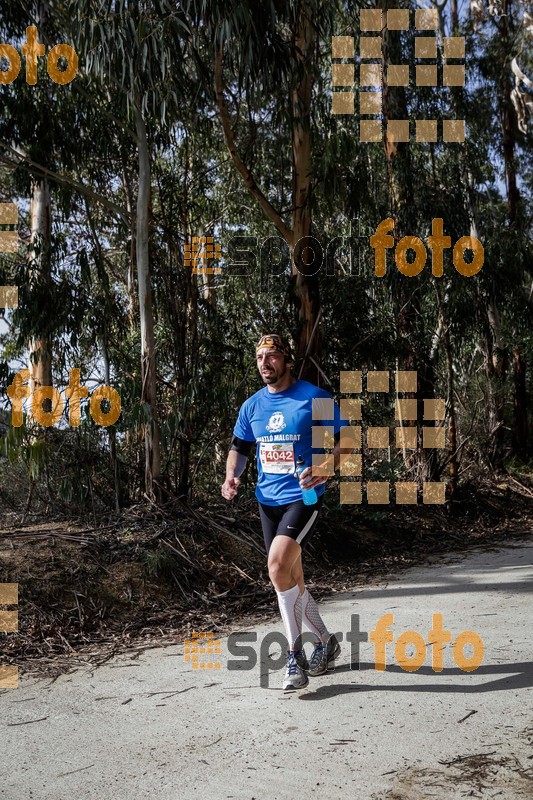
[259, 442, 295, 474]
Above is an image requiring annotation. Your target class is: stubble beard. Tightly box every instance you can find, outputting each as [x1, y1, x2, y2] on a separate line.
[261, 362, 286, 387]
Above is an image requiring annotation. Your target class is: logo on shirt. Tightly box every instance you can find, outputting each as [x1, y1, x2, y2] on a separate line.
[266, 412, 286, 434]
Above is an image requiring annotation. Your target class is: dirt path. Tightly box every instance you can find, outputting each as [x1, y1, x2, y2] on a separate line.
[1, 538, 532, 800]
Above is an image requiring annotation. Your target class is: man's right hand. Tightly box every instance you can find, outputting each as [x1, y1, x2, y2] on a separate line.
[221, 476, 241, 501]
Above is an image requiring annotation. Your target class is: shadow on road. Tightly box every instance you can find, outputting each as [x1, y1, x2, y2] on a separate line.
[299, 660, 533, 700]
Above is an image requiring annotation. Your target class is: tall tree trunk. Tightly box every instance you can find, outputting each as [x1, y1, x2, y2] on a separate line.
[120, 164, 140, 481]
[512, 347, 528, 458]
[214, 2, 321, 383]
[121, 163, 138, 329]
[458, 161, 507, 470]
[27, 1, 52, 418]
[501, 0, 520, 227]
[289, 0, 320, 382]
[100, 335, 122, 510]
[175, 140, 197, 499]
[483, 299, 508, 468]
[451, 0, 459, 32]
[436, 285, 458, 496]
[442, 3, 508, 475]
[477, 0, 519, 470]
[382, 4, 437, 479]
[134, 105, 162, 499]
[28, 177, 52, 418]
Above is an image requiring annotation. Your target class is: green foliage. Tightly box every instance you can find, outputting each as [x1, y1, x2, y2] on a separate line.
[0, 0, 532, 512]
[2, 421, 50, 480]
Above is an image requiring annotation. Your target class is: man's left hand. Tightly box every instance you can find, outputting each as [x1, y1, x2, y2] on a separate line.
[296, 465, 328, 490]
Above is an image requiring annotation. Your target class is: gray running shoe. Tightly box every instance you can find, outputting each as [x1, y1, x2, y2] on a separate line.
[308, 635, 341, 677]
[283, 650, 309, 691]
[295, 648, 309, 671]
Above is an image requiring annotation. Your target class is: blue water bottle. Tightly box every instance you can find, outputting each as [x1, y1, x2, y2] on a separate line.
[295, 455, 318, 506]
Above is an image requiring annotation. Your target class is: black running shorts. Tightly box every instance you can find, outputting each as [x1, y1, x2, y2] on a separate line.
[258, 496, 324, 554]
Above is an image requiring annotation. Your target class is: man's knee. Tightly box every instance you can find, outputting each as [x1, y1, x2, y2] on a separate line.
[268, 559, 292, 584]
[291, 561, 303, 581]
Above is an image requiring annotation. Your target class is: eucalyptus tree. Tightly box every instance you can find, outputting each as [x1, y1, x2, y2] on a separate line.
[463, 0, 533, 466]
[0, 1, 138, 507]
[0, 3, 74, 411]
[71, 0, 191, 498]
[185, 0, 337, 380]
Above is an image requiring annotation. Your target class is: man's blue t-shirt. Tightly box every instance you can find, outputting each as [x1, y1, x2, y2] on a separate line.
[233, 379, 349, 506]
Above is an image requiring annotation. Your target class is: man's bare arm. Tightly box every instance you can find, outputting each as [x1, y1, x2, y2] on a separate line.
[221, 447, 250, 500]
[226, 450, 248, 480]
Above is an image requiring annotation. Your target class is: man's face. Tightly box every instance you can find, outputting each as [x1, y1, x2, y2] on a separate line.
[256, 347, 288, 385]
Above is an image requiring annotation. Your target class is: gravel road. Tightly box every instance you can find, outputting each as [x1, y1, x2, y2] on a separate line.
[2, 538, 532, 800]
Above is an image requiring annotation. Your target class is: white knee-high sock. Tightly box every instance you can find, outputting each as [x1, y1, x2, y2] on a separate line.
[301, 587, 330, 643]
[276, 584, 303, 651]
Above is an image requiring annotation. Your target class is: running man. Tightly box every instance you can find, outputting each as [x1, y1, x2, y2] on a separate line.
[221, 334, 349, 690]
